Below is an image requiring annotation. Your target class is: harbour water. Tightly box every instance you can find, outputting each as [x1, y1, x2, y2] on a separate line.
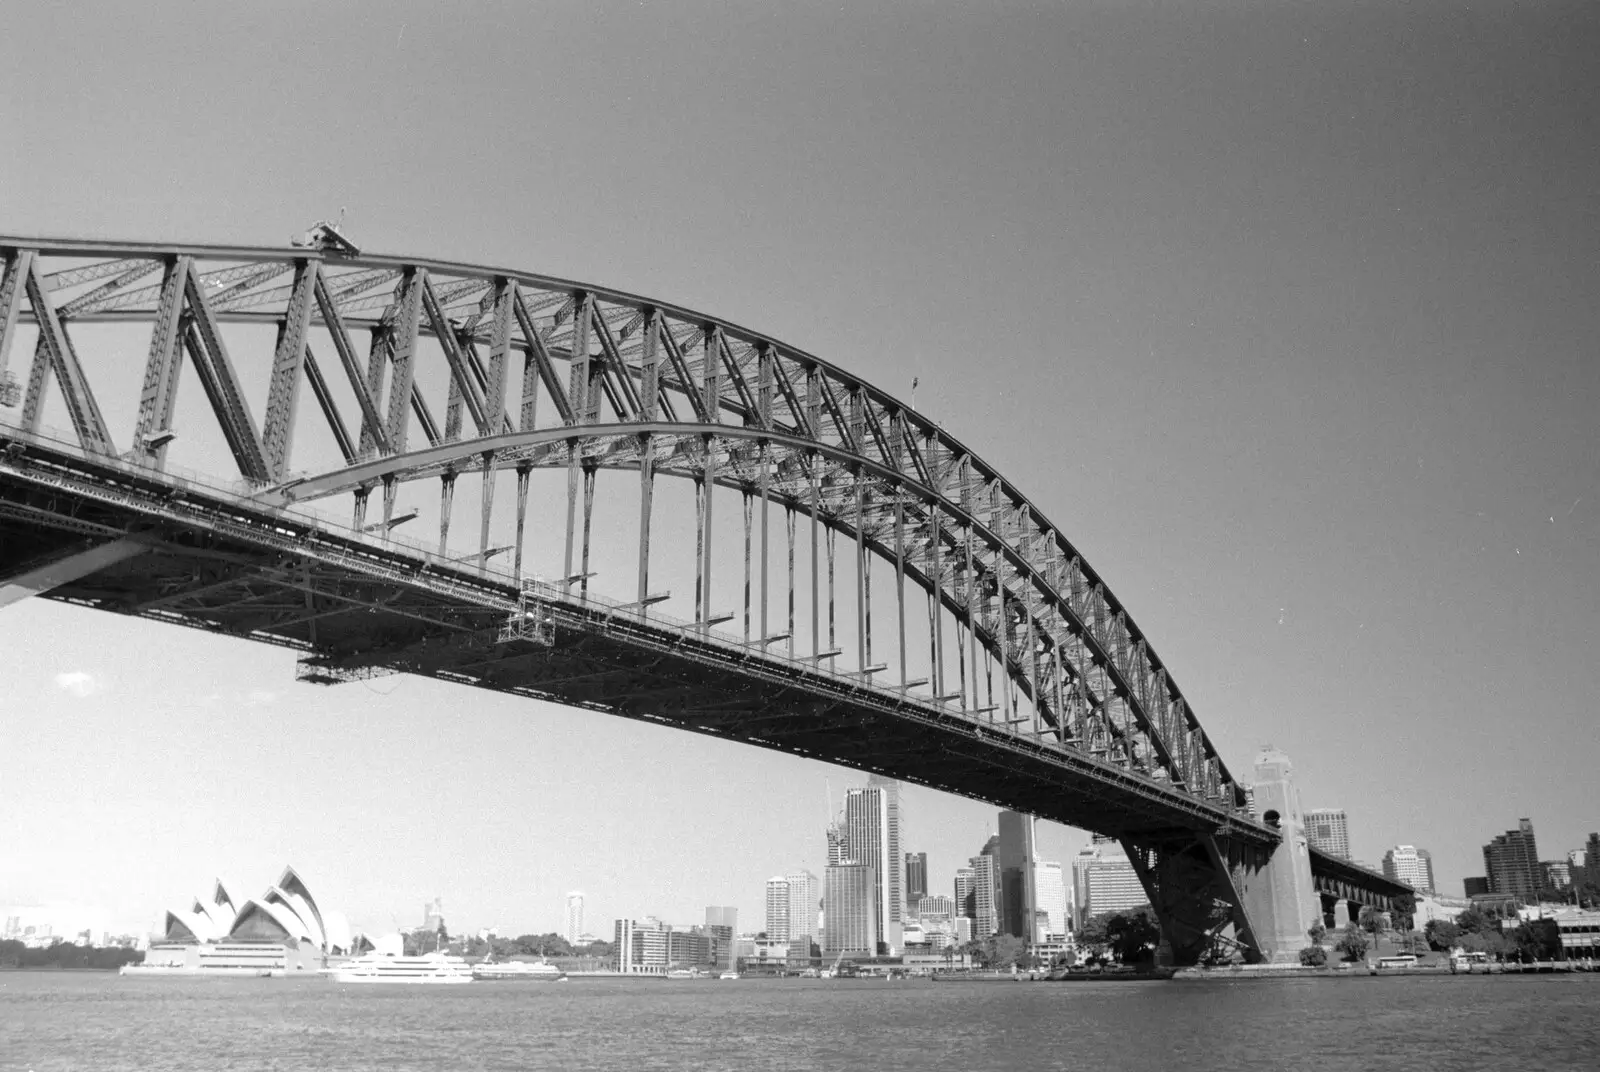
[2, 971, 1597, 1071]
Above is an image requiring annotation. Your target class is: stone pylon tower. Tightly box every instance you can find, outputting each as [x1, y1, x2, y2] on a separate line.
[1239, 746, 1321, 962]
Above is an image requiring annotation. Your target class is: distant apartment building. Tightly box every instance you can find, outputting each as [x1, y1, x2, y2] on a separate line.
[1568, 849, 1587, 870]
[785, 870, 819, 949]
[1305, 809, 1352, 860]
[917, 895, 954, 922]
[565, 892, 584, 945]
[1075, 840, 1148, 921]
[954, 868, 975, 921]
[823, 863, 878, 956]
[1587, 833, 1600, 873]
[1483, 819, 1540, 901]
[967, 853, 1001, 939]
[613, 918, 668, 973]
[765, 876, 790, 940]
[905, 852, 928, 913]
[1035, 861, 1067, 937]
[1382, 846, 1434, 892]
[613, 917, 719, 973]
[1464, 877, 1490, 898]
[705, 907, 737, 971]
[422, 897, 445, 932]
[1541, 861, 1572, 890]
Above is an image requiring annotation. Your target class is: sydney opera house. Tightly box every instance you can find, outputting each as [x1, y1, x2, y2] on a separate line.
[138, 866, 362, 974]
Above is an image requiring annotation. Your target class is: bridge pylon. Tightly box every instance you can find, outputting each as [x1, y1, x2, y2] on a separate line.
[1235, 746, 1323, 962]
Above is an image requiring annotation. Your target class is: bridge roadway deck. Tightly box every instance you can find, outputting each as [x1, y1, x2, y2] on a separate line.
[0, 429, 1277, 847]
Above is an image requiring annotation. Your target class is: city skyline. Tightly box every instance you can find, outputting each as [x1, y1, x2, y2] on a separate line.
[3, 2, 1597, 937]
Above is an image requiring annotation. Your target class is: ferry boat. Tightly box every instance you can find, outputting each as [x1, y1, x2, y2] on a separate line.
[332, 951, 474, 984]
[472, 958, 567, 982]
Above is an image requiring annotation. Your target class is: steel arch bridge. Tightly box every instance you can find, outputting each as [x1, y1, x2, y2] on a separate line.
[0, 233, 1405, 963]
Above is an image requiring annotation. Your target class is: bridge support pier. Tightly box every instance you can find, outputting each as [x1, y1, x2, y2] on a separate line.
[1123, 831, 1267, 966]
[1125, 747, 1323, 966]
[1331, 898, 1352, 930]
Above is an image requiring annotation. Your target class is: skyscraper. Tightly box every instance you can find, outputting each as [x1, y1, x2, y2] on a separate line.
[997, 811, 1037, 940]
[838, 780, 902, 953]
[1483, 820, 1540, 900]
[1381, 846, 1433, 892]
[905, 852, 928, 913]
[565, 891, 584, 945]
[1305, 809, 1352, 860]
[868, 775, 903, 947]
[967, 853, 1000, 938]
[786, 870, 819, 949]
[765, 876, 790, 941]
[1034, 861, 1067, 938]
[1586, 833, 1600, 874]
[823, 863, 878, 956]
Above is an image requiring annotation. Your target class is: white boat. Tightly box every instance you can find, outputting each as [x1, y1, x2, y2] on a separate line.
[473, 959, 567, 981]
[333, 951, 474, 984]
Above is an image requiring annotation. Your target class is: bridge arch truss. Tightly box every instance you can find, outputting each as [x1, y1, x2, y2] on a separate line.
[0, 236, 1250, 823]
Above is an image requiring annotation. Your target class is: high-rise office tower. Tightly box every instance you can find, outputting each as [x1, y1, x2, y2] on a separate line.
[868, 775, 903, 945]
[905, 852, 928, 913]
[1586, 834, 1600, 874]
[997, 811, 1037, 940]
[705, 907, 737, 971]
[1483, 819, 1540, 900]
[839, 781, 902, 953]
[765, 876, 790, 941]
[1305, 809, 1352, 860]
[967, 853, 1000, 938]
[1381, 847, 1433, 893]
[954, 868, 975, 921]
[823, 863, 878, 956]
[565, 891, 585, 945]
[786, 870, 819, 948]
[1417, 849, 1436, 893]
[1034, 861, 1067, 938]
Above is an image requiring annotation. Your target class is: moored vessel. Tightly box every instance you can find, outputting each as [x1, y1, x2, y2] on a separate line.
[333, 951, 474, 984]
[472, 958, 567, 981]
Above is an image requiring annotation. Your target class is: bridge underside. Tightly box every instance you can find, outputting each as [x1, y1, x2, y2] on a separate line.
[0, 444, 1266, 846]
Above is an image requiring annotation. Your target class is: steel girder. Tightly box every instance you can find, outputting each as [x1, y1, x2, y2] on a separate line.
[0, 235, 1248, 819]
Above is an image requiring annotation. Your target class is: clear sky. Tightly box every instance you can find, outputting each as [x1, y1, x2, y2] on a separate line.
[2, 1, 1597, 937]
